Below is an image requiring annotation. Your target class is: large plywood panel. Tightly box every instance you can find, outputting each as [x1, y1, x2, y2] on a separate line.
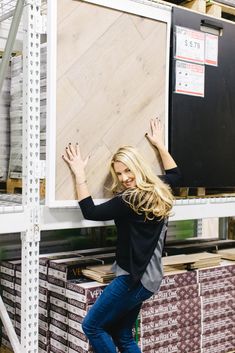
[56, 0, 168, 200]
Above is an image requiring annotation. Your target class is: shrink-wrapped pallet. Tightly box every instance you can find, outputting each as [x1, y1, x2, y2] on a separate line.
[0, 59, 11, 181]
[8, 44, 47, 179]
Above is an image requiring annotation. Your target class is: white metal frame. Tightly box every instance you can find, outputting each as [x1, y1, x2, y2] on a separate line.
[0, 1, 234, 351]
[20, 1, 41, 352]
[0, 0, 41, 352]
[46, 0, 172, 208]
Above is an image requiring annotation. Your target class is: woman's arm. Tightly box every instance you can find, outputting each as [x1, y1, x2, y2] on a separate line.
[62, 143, 90, 202]
[145, 118, 177, 170]
[62, 143, 130, 220]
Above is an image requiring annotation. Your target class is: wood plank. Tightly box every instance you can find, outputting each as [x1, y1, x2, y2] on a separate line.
[56, 1, 167, 200]
[217, 248, 235, 260]
[184, 0, 206, 13]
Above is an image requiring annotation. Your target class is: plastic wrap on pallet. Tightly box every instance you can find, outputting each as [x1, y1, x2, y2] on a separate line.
[8, 55, 23, 177]
[0, 59, 11, 181]
[8, 43, 47, 179]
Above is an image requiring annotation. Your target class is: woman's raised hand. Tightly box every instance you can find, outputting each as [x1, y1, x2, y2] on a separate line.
[145, 118, 165, 150]
[62, 143, 89, 182]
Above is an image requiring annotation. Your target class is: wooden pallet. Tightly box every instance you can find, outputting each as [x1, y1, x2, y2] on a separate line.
[6, 178, 45, 198]
[182, 0, 235, 18]
[0, 347, 13, 353]
[206, 0, 235, 18]
[177, 187, 235, 198]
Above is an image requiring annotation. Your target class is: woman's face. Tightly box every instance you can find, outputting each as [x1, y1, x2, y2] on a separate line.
[113, 161, 136, 189]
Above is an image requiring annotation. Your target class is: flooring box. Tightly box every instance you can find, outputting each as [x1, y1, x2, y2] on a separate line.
[67, 298, 92, 318]
[39, 287, 49, 303]
[139, 322, 201, 339]
[2, 297, 15, 316]
[66, 280, 106, 304]
[39, 327, 49, 346]
[197, 261, 235, 283]
[68, 328, 89, 351]
[50, 318, 68, 341]
[140, 336, 201, 353]
[50, 346, 65, 353]
[1, 286, 15, 303]
[0, 273, 14, 290]
[39, 314, 50, 331]
[50, 332, 68, 353]
[202, 339, 235, 353]
[50, 303, 68, 325]
[201, 327, 235, 348]
[39, 341, 50, 353]
[68, 341, 93, 353]
[48, 257, 107, 281]
[139, 310, 201, 331]
[68, 312, 83, 333]
[202, 315, 235, 335]
[47, 276, 66, 296]
[143, 283, 199, 306]
[202, 290, 235, 316]
[139, 323, 200, 346]
[144, 347, 201, 353]
[159, 270, 197, 290]
[39, 299, 49, 317]
[50, 291, 67, 310]
[140, 297, 201, 319]
[0, 259, 21, 276]
[199, 276, 235, 296]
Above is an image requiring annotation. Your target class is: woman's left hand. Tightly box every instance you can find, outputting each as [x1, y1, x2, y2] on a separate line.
[62, 143, 89, 182]
[145, 118, 165, 150]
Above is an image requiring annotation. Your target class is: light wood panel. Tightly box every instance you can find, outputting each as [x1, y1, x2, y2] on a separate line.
[56, 0, 168, 200]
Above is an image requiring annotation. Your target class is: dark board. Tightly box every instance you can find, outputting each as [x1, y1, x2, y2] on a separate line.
[169, 7, 235, 188]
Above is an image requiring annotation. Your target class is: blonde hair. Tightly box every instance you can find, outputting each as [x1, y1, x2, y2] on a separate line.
[110, 146, 174, 220]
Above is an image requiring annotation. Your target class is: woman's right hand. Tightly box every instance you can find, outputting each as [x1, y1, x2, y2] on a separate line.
[62, 143, 89, 183]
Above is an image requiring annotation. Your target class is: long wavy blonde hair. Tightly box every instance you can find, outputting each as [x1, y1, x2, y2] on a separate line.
[110, 146, 174, 220]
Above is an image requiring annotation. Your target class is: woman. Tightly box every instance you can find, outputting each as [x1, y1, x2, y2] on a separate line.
[63, 118, 181, 353]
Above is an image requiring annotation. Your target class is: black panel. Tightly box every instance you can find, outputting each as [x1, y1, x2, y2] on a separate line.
[169, 8, 235, 187]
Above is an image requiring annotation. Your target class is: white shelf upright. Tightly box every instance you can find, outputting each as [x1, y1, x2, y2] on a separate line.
[21, 1, 42, 352]
[0, 0, 43, 352]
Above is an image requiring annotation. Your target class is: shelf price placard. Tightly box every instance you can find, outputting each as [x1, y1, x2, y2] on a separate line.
[205, 33, 218, 66]
[175, 26, 205, 64]
[175, 60, 205, 97]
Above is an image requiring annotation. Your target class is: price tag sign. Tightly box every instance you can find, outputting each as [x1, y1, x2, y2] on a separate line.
[175, 26, 205, 64]
[175, 60, 205, 97]
[205, 33, 218, 66]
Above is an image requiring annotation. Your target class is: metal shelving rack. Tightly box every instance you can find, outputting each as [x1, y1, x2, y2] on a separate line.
[0, 0, 235, 353]
[0, 1, 42, 352]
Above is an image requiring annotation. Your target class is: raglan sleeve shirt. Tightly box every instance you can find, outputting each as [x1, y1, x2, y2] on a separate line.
[79, 166, 181, 221]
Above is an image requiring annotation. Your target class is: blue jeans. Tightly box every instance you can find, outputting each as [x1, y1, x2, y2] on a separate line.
[82, 275, 153, 353]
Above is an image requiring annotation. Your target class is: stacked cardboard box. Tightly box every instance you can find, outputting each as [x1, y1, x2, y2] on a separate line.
[1, 255, 235, 353]
[0, 59, 10, 181]
[199, 261, 235, 353]
[66, 280, 106, 353]
[139, 270, 201, 353]
[0, 260, 21, 348]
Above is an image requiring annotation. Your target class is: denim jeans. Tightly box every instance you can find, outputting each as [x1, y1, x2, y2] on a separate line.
[82, 275, 153, 353]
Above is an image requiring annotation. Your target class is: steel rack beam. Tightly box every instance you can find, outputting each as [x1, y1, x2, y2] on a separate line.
[0, 0, 24, 93]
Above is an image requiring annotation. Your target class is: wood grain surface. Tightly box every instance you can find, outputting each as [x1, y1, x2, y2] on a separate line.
[56, 0, 167, 200]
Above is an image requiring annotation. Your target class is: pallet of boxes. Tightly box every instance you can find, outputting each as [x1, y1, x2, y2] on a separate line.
[1, 250, 235, 353]
[0, 248, 115, 353]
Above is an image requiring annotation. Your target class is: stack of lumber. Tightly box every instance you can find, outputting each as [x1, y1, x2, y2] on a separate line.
[163, 252, 221, 272]
[217, 248, 235, 261]
[82, 264, 115, 283]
